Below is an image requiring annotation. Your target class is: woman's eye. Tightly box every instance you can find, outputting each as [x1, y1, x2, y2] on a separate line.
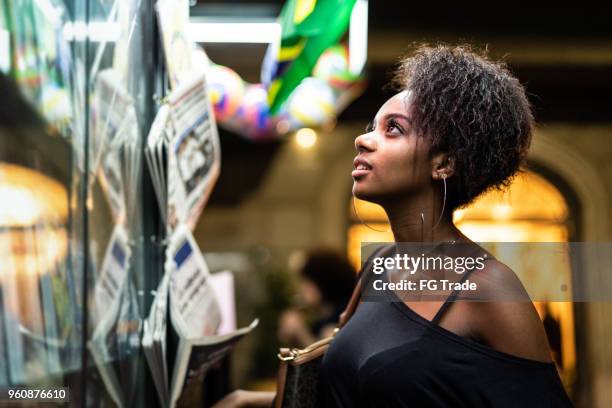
[386, 119, 403, 134]
[365, 121, 374, 132]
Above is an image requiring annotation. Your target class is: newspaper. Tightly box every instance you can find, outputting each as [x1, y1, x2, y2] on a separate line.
[145, 70, 220, 232]
[166, 71, 221, 232]
[169, 318, 258, 408]
[142, 273, 170, 405]
[155, 0, 193, 88]
[89, 277, 141, 408]
[208, 271, 237, 336]
[145, 104, 171, 227]
[143, 265, 258, 407]
[88, 292, 124, 407]
[93, 68, 140, 224]
[91, 69, 134, 175]
[93, 225, 131, 326]
[167, 225, 221, 337]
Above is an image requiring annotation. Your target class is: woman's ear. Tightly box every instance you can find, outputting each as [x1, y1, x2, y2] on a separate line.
[431, 153, 456, 180]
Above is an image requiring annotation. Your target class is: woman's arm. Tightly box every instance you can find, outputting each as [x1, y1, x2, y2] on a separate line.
[211, 390, 276, 408]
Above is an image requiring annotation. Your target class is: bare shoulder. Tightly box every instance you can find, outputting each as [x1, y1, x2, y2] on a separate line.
[466, 258, 553, 363]
[468, 257, 530, 301]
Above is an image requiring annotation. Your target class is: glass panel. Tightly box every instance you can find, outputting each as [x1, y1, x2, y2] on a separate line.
[0, 0, 86, 400]
[0, 0, 161, 405]
[83, 0, 157, 406]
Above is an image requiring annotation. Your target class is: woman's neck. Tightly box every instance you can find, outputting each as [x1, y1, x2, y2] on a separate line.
[382, 191, 460, 243]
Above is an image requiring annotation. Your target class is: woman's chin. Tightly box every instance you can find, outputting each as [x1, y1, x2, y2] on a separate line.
[352, 185, 378, 203]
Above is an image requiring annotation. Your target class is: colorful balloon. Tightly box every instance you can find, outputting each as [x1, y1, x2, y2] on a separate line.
[207, 64, 246, 122]
[233, 84, 278, 140]
[198, 41, 365, 141]
[313, 44, 359, 92]
[286, 77, 336, 128]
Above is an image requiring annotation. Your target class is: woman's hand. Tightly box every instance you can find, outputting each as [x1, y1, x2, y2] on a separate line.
[211, 390, 276, 408]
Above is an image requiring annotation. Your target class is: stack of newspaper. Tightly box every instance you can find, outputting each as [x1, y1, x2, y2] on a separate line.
[145, 71, 220, 233]
[85, 0, 255, 404]
[143, 71, 257, 407]
[143, 227, 258, 407]
[87, 66, 143, 406]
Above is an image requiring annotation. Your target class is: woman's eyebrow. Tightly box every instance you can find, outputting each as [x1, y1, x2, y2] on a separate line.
[368, 112, 412, 131]
[384, 113, 413, 124]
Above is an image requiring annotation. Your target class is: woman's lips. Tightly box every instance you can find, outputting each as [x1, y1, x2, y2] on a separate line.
[352, 169, 371, 178]
[352, 157, 373, 178]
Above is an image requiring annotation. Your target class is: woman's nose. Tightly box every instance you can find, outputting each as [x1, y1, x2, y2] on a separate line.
[355, 132, 376, 153]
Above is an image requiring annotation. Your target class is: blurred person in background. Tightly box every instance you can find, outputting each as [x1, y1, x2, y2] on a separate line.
[277, 249, 356, 348]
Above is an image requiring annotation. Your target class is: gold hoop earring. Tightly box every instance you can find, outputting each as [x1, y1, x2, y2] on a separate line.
[352, 196, 390, 233]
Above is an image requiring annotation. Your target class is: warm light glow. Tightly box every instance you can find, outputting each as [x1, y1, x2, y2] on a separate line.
[0, 186, 43, 226]
[453, 208, 466, 222]
[347, 224, 394, 271]
[491, 203, 513, 220]
[0, 227, 69, 279]
[351, 197, 387, 221]
[457, 172, 568, 222]
[0, 163, 69, 280]
[295, 128, 318, 149]
[0, 163, 68, 227]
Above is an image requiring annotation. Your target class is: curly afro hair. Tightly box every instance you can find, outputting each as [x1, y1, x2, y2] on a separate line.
[393, 44, 533, 209]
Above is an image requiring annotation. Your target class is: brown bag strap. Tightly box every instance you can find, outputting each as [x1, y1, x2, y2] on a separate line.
[338, 244, 393, 328]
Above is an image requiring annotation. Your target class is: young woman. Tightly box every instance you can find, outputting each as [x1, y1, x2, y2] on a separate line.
[214, 45, 573, 407]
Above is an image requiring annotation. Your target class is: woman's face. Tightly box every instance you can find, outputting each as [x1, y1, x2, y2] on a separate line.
[352, 91, 433, 203]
